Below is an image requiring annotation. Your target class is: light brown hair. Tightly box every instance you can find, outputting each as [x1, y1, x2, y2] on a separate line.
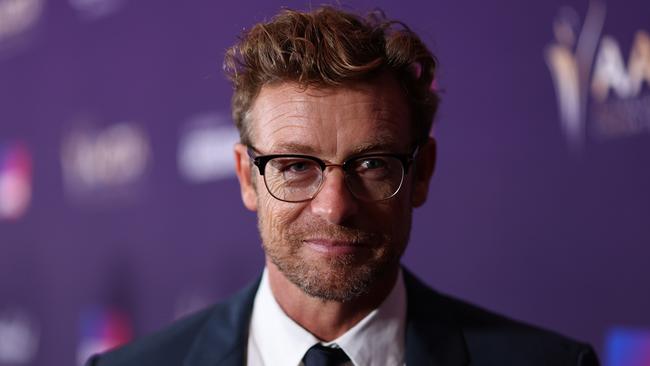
[224, 6, 439, 146]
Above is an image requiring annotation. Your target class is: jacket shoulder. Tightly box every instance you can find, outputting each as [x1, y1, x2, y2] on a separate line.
[403, 269, 599, 365]
[444, 294, 598, 365]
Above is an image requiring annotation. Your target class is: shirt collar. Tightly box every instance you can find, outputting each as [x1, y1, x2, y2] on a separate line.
[248, 268, 406, 366]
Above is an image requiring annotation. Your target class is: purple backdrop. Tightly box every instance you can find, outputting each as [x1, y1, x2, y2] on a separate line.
[1, 0, 649, 365]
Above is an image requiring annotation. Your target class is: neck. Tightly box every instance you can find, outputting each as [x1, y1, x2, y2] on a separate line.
[266, 259, 399, 341]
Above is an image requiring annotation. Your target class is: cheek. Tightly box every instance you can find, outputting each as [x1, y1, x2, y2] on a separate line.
[391, 205, 411, 233]
[257, 195, 302, 242]
[374, 196, 412, 243]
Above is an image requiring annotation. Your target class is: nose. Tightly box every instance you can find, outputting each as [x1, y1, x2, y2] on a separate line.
[309, 167, 359, 224]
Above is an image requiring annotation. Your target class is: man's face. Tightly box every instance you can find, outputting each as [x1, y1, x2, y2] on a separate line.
[234, 75, 435, 302]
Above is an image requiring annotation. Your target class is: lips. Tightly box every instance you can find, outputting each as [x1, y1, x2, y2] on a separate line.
[303, 238, 368, 255]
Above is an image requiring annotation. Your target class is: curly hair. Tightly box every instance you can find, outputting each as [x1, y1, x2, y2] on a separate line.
[224, 6, 439, 146]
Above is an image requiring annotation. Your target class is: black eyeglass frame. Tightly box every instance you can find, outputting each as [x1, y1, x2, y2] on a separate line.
[246, 144, 419, 203]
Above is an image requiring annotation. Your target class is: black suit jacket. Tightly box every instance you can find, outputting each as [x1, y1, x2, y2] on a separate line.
[86, 269, 599, 365]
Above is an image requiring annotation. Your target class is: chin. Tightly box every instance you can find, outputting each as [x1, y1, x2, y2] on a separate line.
[270, 248, 396, 302]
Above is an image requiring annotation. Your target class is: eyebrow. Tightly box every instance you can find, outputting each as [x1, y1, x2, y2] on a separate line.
[267, 139, 405, 157]
[348, 141, 404, 155]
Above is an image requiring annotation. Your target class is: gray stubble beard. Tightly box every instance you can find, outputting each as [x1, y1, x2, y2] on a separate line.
[259, 214, 410, 303]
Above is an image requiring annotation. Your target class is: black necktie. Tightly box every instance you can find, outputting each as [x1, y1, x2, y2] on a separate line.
[302, 344, 351, 366]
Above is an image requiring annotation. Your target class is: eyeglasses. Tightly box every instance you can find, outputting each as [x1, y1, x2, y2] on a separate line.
[246, 145, 418, 203]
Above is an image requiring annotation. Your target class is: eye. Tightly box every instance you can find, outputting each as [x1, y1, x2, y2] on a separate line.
[357, 157, 388, 170]
[269, 157, 320, 179]
[277, 159, 318, 174]
[350, 156, 394, 181]
[285, 161, 311, 173]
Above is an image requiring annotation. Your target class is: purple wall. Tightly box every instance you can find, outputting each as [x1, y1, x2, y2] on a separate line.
[1, 0, 649, 365]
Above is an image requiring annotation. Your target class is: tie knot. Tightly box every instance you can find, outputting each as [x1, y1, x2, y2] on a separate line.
[302, 344, 351, 366]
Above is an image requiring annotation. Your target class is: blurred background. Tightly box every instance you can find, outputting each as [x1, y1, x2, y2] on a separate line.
[1, 0, 649, 365]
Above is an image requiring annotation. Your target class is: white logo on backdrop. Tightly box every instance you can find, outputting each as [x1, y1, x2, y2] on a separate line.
[545, 1, 650, 153]
[177, 112, 239, 183]
[0, 308, 39, 364]
[68, 0, 126, 21]
[0, 0, 44, 57]
[61, 122, 151, 201]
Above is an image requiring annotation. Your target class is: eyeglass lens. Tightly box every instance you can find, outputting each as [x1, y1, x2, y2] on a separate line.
[262, 155, 405, 202]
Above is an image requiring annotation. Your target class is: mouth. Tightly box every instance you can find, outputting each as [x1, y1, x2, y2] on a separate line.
[303, 238, 369, 255]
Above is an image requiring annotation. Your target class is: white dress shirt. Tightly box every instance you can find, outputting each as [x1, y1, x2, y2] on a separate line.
[246, 268, 407, 366]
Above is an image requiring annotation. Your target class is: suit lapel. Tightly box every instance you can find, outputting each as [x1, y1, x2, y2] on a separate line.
[183, 278, 260, 366]
[404, 269, 470, 366]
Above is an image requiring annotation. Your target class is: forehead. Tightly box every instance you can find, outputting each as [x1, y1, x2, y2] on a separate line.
[247, 75, 412, 155]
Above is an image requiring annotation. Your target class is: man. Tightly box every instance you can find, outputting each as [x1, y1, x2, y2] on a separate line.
[87, 6, 599, 366]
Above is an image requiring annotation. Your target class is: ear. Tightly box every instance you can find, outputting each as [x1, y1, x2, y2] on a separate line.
[234, 143, 258, 211]
[411, 137, 436, 207]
